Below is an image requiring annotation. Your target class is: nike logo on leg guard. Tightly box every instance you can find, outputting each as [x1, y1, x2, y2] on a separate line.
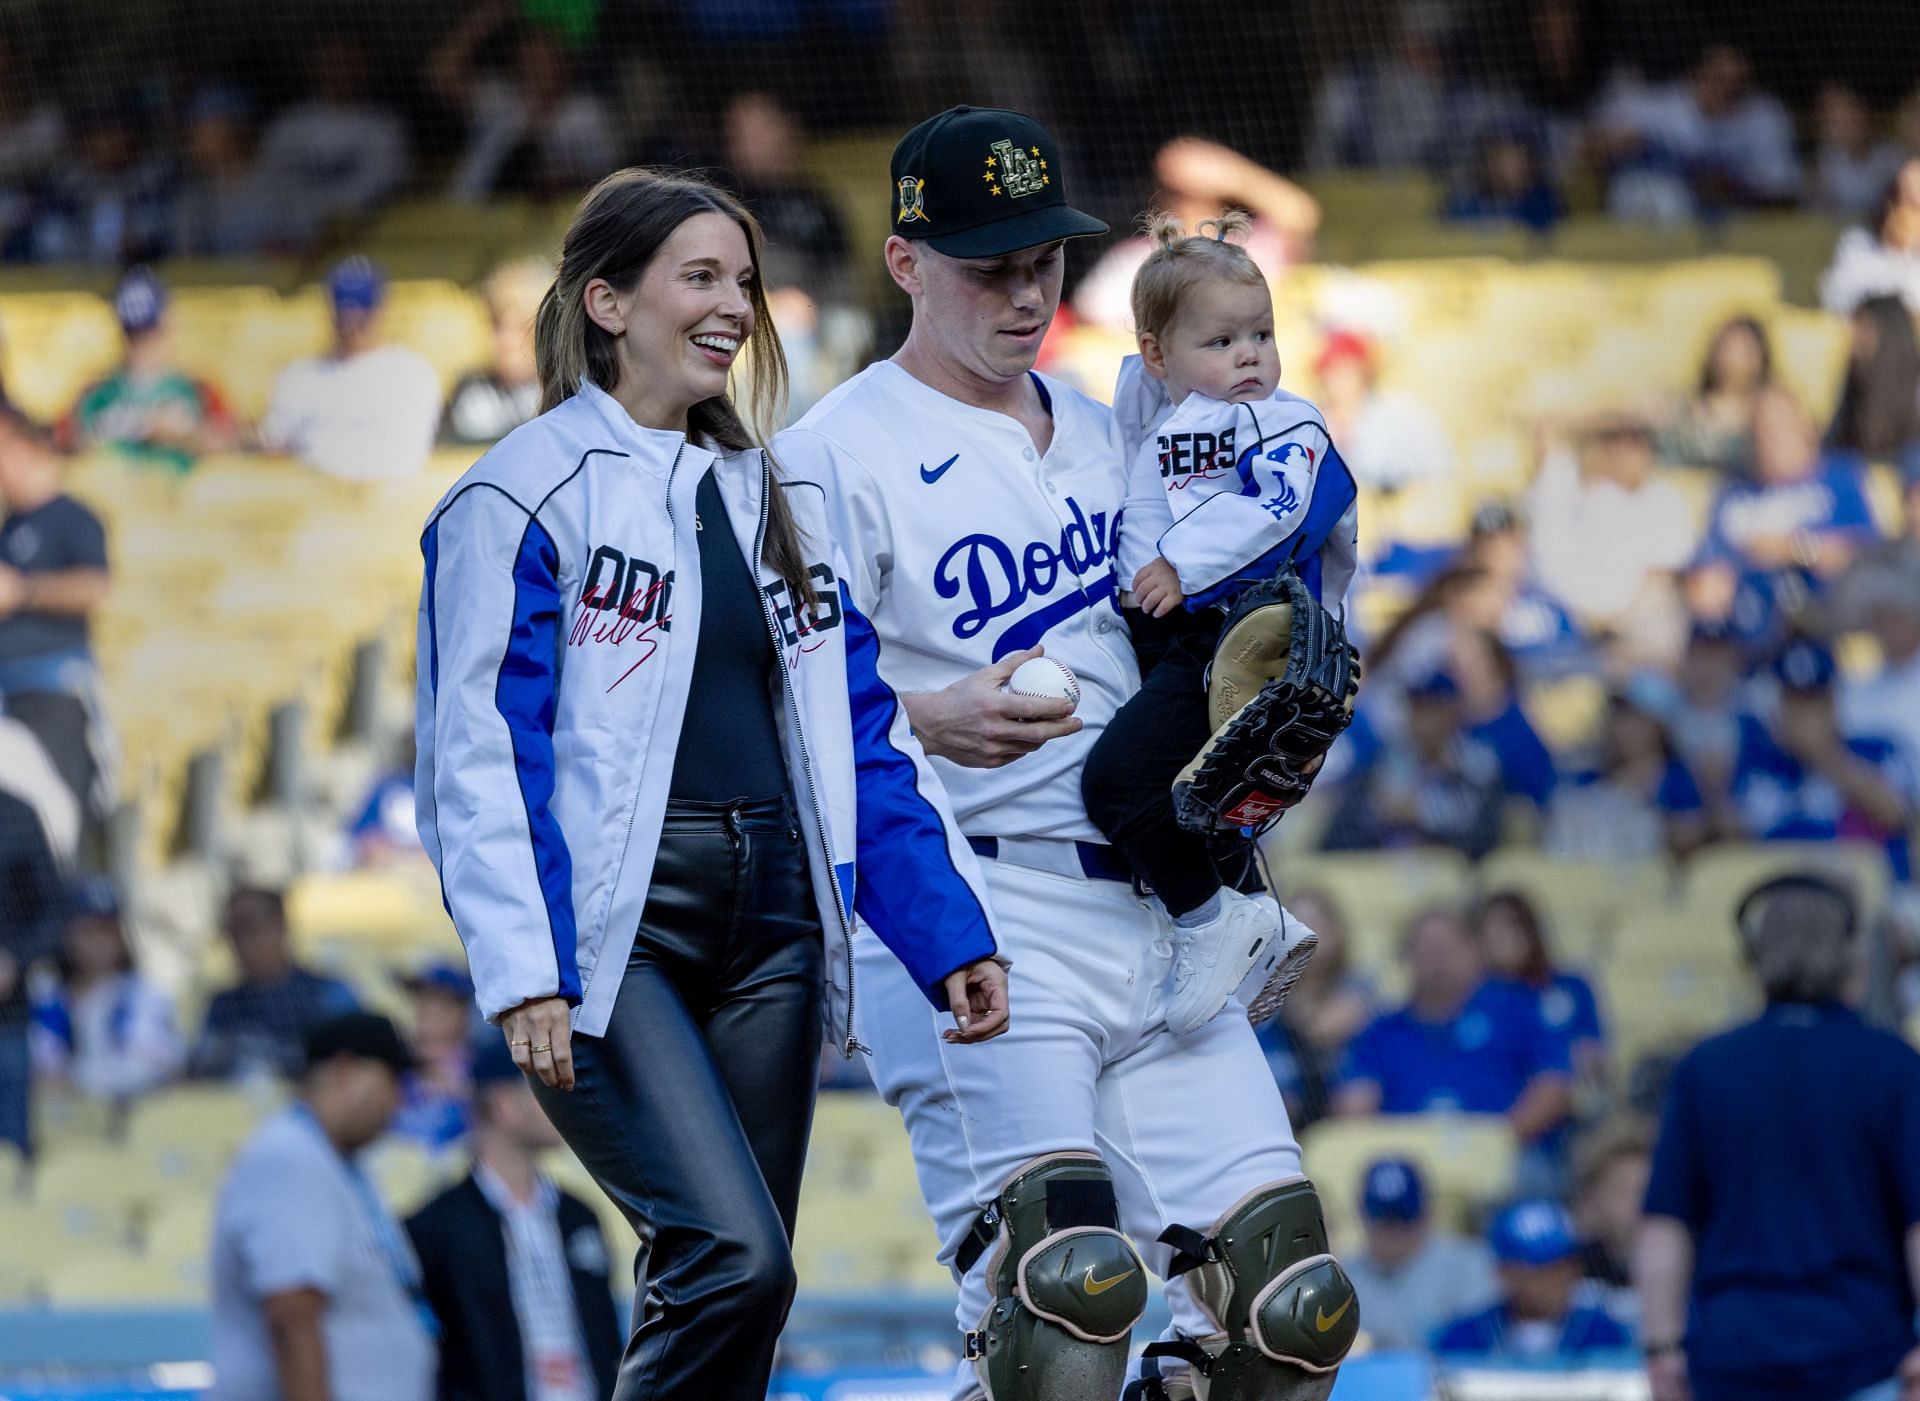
[920, 454, 960, 484]
[1315, 1297, 1353, 1332]
[1085, 1265, 1138, 1296]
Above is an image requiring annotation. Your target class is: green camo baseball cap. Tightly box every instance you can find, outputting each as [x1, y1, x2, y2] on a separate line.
[890, 106, 1108, 258]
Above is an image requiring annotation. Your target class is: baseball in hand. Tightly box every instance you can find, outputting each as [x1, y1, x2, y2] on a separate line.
[1002, 657, 1081, 712]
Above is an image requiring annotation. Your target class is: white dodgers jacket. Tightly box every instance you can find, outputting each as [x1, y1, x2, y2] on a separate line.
[415, 381, 997, 1050]
[1113, 355, 1360, 612]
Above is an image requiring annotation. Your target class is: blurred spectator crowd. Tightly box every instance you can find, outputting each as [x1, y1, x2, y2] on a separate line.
[2, 0, 1920, 1381]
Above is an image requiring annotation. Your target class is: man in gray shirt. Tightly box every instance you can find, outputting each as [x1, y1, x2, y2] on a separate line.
[211, 1012, 436, 1401]
[1342, 1157, 1499, 1351]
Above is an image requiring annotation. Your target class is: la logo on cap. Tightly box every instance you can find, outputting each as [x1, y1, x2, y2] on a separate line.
[985, 139, 1048, 199]
[897, 175, 929, 224]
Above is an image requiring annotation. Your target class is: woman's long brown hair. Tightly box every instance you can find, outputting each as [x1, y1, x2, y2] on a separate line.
[535, 167, 813, 606]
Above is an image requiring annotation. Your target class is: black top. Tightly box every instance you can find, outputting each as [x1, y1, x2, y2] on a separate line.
[0, 494, 107, 662]
[667, 467, 789, 804]
[406, 1174, 622, 1401]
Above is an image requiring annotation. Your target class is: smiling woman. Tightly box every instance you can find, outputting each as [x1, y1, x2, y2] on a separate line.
[417, 166, 1010, 1401]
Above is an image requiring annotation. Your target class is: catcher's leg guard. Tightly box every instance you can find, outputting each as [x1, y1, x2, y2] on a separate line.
[961, 1153, 1151, 1400]
[1146, 1178, 1359, 1401]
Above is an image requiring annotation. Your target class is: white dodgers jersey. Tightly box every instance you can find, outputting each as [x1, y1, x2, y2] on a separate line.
[774, 361, 1139, 842]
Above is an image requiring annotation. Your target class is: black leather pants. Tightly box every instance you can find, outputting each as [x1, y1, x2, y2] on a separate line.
[531, 794, 825, 1401]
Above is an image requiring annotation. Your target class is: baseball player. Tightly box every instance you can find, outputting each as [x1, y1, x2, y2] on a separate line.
[1083, 210, 1361, 1034]
[774, 107, 1357, 1401]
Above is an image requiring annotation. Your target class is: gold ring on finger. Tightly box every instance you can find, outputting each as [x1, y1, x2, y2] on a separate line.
[531, 1043, 551, 1053]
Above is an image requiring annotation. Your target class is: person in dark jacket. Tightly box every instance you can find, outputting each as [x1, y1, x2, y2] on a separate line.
[0, 788, 64, 1154]
[408, 1037, 620, 1401]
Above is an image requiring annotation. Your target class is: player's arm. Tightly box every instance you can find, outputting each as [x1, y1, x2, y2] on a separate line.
[837, 574, 1007, 1043]
[262, 1286, 331, 1401]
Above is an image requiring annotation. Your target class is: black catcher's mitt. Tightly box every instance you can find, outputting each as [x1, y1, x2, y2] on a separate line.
[1172, 568, 1361, 835]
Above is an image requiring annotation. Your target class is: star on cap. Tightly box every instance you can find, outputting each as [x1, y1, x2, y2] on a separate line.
[1030, 146, 1040, 156]
[985, 155, 997, 168]
[990, 184, 1002, 196]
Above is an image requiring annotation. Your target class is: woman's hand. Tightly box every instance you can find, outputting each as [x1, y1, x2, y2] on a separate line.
[500, 996, 575, 1090]
[940, 958, 1010, 1045]
[1133, 558, 1185, 618]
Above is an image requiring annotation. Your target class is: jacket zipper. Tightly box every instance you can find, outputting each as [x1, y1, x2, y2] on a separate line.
[752, 451, 865, 1056]
[579, 440, 686, 1018]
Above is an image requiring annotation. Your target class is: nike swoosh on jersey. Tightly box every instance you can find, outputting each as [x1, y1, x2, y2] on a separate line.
[919, 454, 960, 484]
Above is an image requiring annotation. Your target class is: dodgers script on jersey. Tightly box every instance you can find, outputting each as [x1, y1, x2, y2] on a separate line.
[1113, 355, 1359, 612]
[775, 361, 1139, 843]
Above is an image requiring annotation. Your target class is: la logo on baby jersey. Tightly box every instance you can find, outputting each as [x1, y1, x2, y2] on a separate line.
[1158, 426, 1237, 485]
[934, 496, 1119, 661]
[764, 563, 843, 666]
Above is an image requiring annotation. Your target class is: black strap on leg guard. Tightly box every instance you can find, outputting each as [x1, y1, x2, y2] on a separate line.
[956, 1169, 1120, 1277]
[1159, 1223, 1216, 1279]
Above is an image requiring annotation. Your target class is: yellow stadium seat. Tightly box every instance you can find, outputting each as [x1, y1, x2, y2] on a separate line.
[793, 1160, 945, 1293]
[1367, 223, 1535, 263]
[1475, 852, 1670, 968]
[367, 198, 537, 251]
[1602, 959, 1755, 1069]
[1303, 171, 1442, 232]
[1302, 1114, 1515, 1250]
[362, 1138, 458, 1217]
[1768, 306, 1851, 424]
[1717, 214, 1842, 307]
[1680, 840, 1891, 932]
[1269, 849, 1474, 971]
[29, 1143, 158, 1242]
[45, 1249, 208, 1306]
[0, 291, 123, 422]
[127, 1085, 276, 1185]
[378, 280, 493, 391]
[1549, 219, 1705, 263]
[1523, 673, 1609, 755]
[287, 867, 459, 950]
[142, 1197, 216, 1265]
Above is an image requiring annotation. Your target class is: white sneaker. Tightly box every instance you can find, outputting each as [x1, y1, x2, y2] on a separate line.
[1164, 888, 1290, 1035]
[1237, 902, 1321, 1027]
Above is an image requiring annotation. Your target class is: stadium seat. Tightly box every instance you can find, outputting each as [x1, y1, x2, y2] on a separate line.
[362, 1138, 456, 1216]
[1301, 1114, 1515, 1250]
[1717, 214, 1842, 307]
[1679, 840, 1892, 932]
[286, 867, 460, 951]
[1549, 219, 1705, 263]
[1602, 959, 1756, 1069]
[1475, 852, 1669, 968]
[127, 1084, 276, 1186]
[28, 1143, 157, 1243]
[1768, 305, 1852, 422]
[0, 291, 123, 422]
[377, 280, 493, 391]
[142, 1196, 216, 1265]
[1274, 849, 1474, 971]
[45, 1249, 207, 1306]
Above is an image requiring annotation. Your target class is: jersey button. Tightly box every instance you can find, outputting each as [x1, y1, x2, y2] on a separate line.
[1022, 448, 1036, 462]
[1044, 478, 1057, 492]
